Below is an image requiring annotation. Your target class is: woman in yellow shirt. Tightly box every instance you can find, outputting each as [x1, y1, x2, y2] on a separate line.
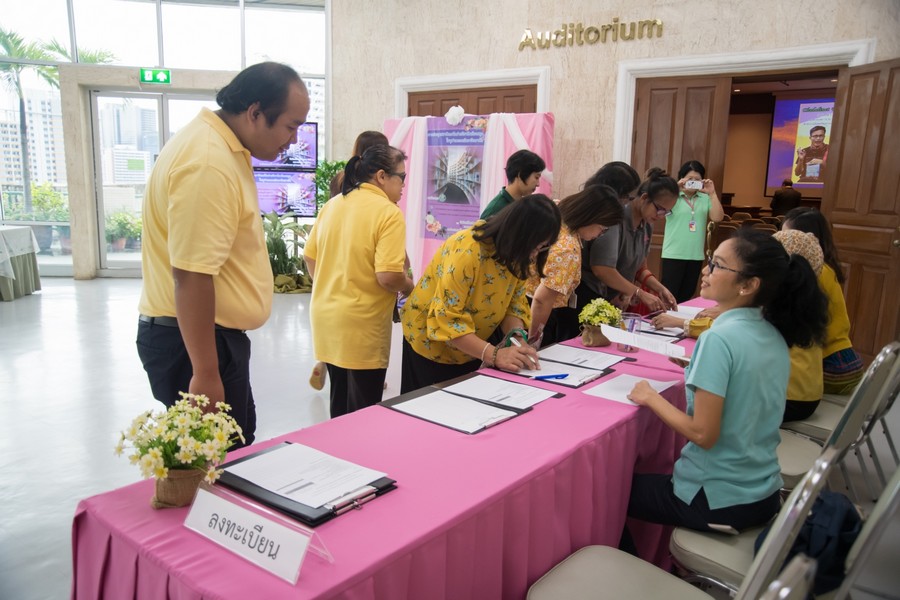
[400, 195, 561, 393]
[305, 145, 415, 417]
[526, 184, 624, 347]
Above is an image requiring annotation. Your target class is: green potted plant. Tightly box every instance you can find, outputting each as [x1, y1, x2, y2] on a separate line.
[105, 210, 137, 250]
[578, 298, 623, 347]
[26, 183, 69, 253]
[261, 210, 312, 293]
[313, 159, 346, 211]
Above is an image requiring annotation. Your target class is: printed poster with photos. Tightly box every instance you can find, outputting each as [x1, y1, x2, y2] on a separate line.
[423, 115, 487, 239]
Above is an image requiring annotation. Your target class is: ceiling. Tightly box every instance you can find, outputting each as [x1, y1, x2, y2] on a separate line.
[731, 72, 839, 95]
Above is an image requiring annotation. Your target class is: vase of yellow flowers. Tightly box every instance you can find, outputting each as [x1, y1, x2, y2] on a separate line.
[116, 392, 244, 509]
[578, 298, 623, 347]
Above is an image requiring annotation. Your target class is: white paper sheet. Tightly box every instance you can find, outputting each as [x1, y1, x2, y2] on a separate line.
[583, 373, 680, 405]
[392, 390, 518, 433]
[666, 304, 704, 321]
[600, 324, 687, 358]
[538, 344, 626, 370]
[224, 443, 387, 509]
[442, 375, 556, 409]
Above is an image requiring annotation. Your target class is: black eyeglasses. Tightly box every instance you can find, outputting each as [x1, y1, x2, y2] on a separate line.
[389, 171, 407, 183]
[707, 256, 742, 275]
[651, 200, 672, 217]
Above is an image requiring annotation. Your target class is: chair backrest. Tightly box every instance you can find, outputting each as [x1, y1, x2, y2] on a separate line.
[731, 211, 752, 221]
[741, 218, 765, 227]
[857, 344, 900, 444]
[758, 554, 818, 600]
[751, 223, 778, 234]
[760, 216, 782, 226]
[825, 342, 900, 458]
[835, 463, 900, 597]
[735, 447, 839, 600]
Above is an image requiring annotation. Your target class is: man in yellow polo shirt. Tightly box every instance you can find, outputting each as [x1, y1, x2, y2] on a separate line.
[137, 62, 310, 447]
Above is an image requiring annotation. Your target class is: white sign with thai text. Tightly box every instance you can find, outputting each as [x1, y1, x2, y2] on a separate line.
[184, 486, 310, 583]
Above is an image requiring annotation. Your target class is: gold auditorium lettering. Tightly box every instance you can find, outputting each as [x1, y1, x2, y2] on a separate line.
[519, 19, 663, 51]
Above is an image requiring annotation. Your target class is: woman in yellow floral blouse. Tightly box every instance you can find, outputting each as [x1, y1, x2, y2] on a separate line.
[400, 195, 561, 393]
[526, 184, 624, 347]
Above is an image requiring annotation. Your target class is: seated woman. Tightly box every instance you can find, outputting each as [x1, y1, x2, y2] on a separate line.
[783, 207, 865, 395]
[577, 168, 679, 314]
[526, 184, 624, 347]
[623, 229, 827, 546]
[400, 195, 561, 393]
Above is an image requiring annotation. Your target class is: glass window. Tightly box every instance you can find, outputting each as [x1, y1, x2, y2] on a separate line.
[245, 7, 326, 75]
[3, 0, 72, 58]
[162, 0, 241, 70]
[0, 64, 72, 267]
[73, 0, 159, 66]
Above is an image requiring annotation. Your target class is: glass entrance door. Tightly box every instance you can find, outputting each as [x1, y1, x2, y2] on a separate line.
[90, 92, 217, 275]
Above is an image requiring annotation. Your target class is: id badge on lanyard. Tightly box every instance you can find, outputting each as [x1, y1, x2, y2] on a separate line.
[688, 220, 696, 232]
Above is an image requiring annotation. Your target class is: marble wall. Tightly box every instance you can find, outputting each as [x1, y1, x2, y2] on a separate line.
[330, 0, 900, 197]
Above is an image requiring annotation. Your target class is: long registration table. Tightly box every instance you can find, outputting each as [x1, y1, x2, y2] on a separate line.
[72, 341, 692, 599]
[0, 225, 41, 301]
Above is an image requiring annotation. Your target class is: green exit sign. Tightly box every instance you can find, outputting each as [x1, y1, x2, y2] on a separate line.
[140, 68, 172, 84]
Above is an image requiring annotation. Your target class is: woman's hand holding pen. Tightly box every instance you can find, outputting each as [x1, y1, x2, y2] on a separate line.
[499, 338, 540, 372]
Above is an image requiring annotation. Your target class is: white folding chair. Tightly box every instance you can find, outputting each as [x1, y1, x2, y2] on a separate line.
[758, 554, 817, 600]
[669, 447, 839, 598]
[779, 341, 900, 500]
[527, 450, 839, 600]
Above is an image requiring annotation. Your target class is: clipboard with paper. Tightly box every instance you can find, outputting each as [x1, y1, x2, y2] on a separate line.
[217, 442, 397, 528]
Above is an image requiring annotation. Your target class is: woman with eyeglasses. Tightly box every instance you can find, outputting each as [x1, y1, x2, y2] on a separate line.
[661, 160, 724, 303]
[621, 229, 827, 548]
[578, 168, 679, 313]
[304, 144, 415, 418]
[400, 194, 561, 393]
[525, 184, 624, 347]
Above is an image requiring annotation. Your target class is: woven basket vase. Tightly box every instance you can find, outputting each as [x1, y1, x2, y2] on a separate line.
[580, 324, 611, 347]
[151, 468, 205, 509]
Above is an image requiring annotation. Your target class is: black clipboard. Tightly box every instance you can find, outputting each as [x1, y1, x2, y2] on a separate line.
[216, 442, 396, 528]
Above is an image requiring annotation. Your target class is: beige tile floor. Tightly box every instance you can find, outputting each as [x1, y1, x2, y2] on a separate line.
[0, 278, 897, 599]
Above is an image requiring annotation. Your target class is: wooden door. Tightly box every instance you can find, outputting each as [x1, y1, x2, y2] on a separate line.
[820, 58, 900, 363]
[408, 85, 537, 117]
[631, 76, 732, 274]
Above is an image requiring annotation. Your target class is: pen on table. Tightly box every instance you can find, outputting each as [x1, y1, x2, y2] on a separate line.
[534, 373, 569, 381]
[509, 337, 538, 368]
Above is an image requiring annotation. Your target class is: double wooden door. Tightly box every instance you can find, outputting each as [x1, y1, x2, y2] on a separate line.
[631, 61, 900, 362]
[408, 85, 537, 117]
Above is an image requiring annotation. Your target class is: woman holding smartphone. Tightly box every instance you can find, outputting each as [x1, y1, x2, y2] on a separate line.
[661, 160, 724, 303]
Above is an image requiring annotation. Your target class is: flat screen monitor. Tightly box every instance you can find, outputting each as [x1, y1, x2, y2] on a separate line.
[254, 169, 317, 217]
[764, 96, 834, 198]
[251, 122, 317, 169]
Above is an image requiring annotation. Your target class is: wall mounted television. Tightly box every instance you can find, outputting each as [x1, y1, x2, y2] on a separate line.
[764, 96, 834, 199]
[251, 122, 317, 170]
[254, 169, 317, 217]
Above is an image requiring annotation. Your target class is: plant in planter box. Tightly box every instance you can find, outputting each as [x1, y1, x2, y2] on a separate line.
[105, 210, 139, 248]
[262, 210, 312, 293]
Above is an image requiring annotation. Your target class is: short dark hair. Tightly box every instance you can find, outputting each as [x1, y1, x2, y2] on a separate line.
[781, 179, 793, 187]
[583, 161, 641, 201]
[678, 160, 706, 180]
[558, 184, 624, 231]
[637, 167, 679, 201]
[473, 194, 561, 280]
[504, 150, 546, 184]
[810, 125, 826, 135]
[783, 207, 844, 284]
[341, 145, 407, 196]
[730, 228, 827, 348]
[216, 62, 304, 126]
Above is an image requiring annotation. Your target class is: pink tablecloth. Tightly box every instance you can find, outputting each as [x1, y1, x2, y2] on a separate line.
[72, 347, 687, 600]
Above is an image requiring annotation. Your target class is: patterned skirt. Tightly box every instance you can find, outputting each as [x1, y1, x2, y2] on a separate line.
[823, 347, 865, 395]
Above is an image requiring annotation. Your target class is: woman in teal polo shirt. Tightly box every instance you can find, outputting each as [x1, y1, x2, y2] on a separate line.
[661, 160, 724, 303]
[623, 228, 827, 544]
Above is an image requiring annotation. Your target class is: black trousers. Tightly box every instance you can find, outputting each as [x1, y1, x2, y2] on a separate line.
[661, 258, 704, 304]
[783, 399, 820, 423]
[325, 364, 386, 418]
[621, 473, 781, 555]
[540, 306, 582, 347]
[136, 320, 256, 448]
[400, 338, 481, 394]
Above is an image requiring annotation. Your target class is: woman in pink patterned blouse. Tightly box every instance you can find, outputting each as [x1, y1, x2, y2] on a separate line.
[526, 184, 624, 347]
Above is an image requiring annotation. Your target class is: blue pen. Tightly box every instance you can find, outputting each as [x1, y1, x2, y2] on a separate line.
[534, 373, 569, 381]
